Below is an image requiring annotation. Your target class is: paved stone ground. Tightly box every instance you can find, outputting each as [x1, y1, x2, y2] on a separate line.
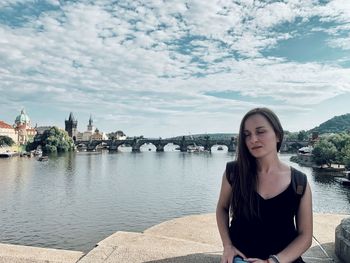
[77, 213, 349, 263]
[0, 213, 349, 263]
[0, 243, 84, 263]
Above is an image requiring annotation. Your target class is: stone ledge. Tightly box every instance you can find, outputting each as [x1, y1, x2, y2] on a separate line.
[78, 231, 221, 263]
[0, 243, 84, 263]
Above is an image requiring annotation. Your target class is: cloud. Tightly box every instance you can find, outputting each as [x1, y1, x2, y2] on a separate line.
[1, 0, 350, 136]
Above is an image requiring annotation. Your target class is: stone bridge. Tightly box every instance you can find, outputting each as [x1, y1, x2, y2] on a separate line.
[75, 137, 236, 152]
[280, 140, 309, 153]
[75, 137, 308, 153]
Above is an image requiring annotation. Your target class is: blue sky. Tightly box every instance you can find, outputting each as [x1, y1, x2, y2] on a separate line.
[1, 0, 350, 138]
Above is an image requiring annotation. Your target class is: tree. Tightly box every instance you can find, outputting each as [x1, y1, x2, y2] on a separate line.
[297, 130, 308, 141]
[26, 126, 74, 153]
[312, 139, 338, 167]
[0, 136, 15, 147]
[340, 144, 350, 169]
[284, 131, 298, 141]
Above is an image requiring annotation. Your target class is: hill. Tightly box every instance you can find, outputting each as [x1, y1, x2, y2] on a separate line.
[309, 113, 350, 134]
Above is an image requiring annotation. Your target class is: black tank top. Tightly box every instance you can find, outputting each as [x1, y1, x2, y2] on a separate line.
[226, 162, 306, 260]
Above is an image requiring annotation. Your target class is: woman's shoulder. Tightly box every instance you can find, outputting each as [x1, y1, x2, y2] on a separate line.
[226, 160, 237, 170]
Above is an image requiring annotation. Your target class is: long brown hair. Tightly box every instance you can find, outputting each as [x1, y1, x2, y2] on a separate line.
[230, 107, 284, 219]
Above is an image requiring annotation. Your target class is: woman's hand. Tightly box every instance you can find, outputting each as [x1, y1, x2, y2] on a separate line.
[221, 244, 246, 263]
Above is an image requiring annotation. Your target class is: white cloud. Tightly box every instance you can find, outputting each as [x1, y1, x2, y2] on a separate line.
[1, 0, 350, 136]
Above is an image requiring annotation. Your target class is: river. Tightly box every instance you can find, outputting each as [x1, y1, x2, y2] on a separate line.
[0, 148, 349, 252]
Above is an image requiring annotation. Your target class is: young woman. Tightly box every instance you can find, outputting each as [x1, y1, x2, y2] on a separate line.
[216, 108, 313, 263]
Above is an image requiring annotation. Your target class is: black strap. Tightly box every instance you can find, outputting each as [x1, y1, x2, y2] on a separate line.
[225, 161, 237, 185]
[291, 167, 307, 197]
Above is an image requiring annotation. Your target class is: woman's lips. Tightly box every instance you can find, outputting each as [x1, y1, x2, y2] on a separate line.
[251, 146, 262, 150]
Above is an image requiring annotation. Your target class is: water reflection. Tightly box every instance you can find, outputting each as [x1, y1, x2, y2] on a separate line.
[0, 152, 349, 253]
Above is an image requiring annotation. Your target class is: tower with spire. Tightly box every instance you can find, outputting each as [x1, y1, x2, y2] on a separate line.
[87, 114, 94, 132]
[65, 112, 78, 141]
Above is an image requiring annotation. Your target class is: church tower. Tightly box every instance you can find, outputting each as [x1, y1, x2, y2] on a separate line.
[87, 114, 94, 132]
[65, 112, 78, 141]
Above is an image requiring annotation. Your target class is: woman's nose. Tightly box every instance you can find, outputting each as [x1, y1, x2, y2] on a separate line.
[249, 134, 258, 143]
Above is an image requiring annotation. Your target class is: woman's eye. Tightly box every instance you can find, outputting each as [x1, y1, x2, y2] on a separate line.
[257, 130, 265, 134]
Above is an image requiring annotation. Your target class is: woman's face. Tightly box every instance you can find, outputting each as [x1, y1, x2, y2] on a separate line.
[243, 114, 279, 159]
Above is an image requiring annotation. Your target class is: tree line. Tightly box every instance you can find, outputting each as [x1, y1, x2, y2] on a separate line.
[312, 132, 350, 168]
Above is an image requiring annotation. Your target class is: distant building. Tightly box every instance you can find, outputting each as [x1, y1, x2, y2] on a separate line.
[14, 109, 36, 145]
[65, 112, 78, 141]
[0, 120, 17, 143]
[87, 115, 94, 133]
[35, 126, 52, 135]
[76, 115, 107, 141]
[91, 128, 108, 141]
[108, 130, 127, 140]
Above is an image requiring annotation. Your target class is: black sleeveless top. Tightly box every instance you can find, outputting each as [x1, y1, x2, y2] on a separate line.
[226, 161, 307, 260]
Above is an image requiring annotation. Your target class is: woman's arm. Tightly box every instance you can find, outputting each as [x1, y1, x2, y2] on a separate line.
[216, 172, 246, 263]
[274, 182, 313, 263]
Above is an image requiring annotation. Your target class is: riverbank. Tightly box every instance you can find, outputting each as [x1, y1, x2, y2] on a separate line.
[0, 213, 348, 263]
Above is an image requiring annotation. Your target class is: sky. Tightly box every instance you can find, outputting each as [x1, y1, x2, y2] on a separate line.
[1, 0, 350, 138]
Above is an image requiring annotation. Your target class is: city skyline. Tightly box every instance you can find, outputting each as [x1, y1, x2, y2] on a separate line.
[1, 1, 350, 137]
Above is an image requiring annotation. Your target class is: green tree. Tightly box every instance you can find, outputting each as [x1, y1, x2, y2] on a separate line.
[326, 133, 350, 163]
[284, 131, 298, 141]
[297, 130, 308, 141]
[328, 133, 350, 150]
[340, 144, 350, 169]
[0, 136, 15, 146]
[27, 126, 74, 153]
[312, 139, 338, 167]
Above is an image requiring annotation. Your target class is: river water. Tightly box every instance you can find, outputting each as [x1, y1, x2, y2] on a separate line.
[0, 149, 349, 252]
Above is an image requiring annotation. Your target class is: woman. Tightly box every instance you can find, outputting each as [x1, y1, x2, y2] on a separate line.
[216, 108, 312, 263]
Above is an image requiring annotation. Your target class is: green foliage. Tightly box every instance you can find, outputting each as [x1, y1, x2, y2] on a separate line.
[26, 126, 74, 153]
[312, 139, 338, 167]
[340, 144, 350, 169]
[328, 133, 350, 151]
[309, 113, 350, 134]
[0, 136, 15, 146]
[284, 131, 298, 141]
[297, 130, 308, 141]
[312, 133, 350, 168]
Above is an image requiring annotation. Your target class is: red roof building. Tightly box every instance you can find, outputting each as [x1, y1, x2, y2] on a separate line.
[0, 120, 17, 143]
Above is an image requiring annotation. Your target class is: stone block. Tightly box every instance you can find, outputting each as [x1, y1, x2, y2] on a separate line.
[335, 217, 350, 263]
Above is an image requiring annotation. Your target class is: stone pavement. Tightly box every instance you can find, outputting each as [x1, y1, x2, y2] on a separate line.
[0, 213, 349, 263]
[0, 243, 84, 263]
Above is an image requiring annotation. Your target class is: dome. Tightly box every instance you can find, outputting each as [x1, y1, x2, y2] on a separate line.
[15, 109, 31, 125]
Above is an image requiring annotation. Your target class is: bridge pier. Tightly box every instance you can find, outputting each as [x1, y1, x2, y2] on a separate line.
[204, 145, 211, 152]
[132, 146, 140, 152]
[109, 144, 118, 151]
[156, 145, 165, 152]
[228, 145, 235, 152]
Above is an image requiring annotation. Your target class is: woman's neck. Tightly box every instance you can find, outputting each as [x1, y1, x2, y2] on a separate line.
[256, 155, 281, 174]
